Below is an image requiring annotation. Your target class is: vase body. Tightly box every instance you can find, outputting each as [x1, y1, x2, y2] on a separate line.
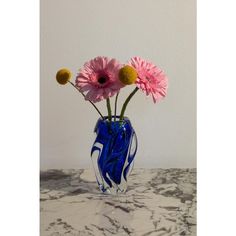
[91, 117, 137, 194]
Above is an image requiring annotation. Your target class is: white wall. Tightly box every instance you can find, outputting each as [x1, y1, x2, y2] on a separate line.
[40, 0, 196, 169]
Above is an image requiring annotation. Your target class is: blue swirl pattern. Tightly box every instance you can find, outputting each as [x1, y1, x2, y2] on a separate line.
[91, 117, 137, 194]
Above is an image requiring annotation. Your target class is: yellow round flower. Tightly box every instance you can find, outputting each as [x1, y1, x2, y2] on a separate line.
[56, 68, 72, 85]
[118, 65, 137, 85]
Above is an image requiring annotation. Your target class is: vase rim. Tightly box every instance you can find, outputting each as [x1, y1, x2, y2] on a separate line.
[99, 116, 129, 121]
[97, 116, 131, 125]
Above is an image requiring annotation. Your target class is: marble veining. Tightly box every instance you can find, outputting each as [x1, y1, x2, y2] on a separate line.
[40, 169, 196, 236]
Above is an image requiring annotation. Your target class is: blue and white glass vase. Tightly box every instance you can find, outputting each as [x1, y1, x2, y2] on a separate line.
[91, 116, 138, 194]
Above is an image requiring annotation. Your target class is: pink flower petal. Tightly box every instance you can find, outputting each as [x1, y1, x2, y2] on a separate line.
[75, 56, 123, 103]
[128, 57, 168, 103]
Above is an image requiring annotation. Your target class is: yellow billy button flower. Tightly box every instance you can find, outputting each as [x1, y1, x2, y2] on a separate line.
[56, 68, 72, 85]
[118, 65, 137, 85]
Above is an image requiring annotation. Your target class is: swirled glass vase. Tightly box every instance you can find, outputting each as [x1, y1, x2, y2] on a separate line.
[91, 116, 138, 194]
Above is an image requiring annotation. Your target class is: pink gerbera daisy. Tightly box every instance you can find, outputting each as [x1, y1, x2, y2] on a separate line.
[128, 57, 168, 103]
[76, 56, 124, 103]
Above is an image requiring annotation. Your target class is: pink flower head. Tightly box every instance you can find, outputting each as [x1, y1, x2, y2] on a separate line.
[76, 56, 123, 103]
[128, 57, 168, 103]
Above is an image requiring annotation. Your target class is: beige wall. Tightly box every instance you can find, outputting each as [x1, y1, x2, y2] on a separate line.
[40, 0, 196, 169]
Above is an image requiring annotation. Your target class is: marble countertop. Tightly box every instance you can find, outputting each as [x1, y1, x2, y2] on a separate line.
[40, 169, 196, 236]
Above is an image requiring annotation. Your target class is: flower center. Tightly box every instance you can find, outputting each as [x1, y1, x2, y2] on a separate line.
[98, 76, 108, 84]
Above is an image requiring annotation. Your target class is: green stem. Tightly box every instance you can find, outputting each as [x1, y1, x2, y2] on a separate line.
[68, 81, 104, 119]
[114, 92, 119, 121]
[120, 87, 139, 121]
[106, 98, 112, 122]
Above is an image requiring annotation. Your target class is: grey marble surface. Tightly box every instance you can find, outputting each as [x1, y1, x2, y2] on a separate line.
[40, 169, 196, 236]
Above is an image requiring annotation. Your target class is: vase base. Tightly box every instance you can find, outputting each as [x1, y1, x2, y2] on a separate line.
[98, 184, 127, 195]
